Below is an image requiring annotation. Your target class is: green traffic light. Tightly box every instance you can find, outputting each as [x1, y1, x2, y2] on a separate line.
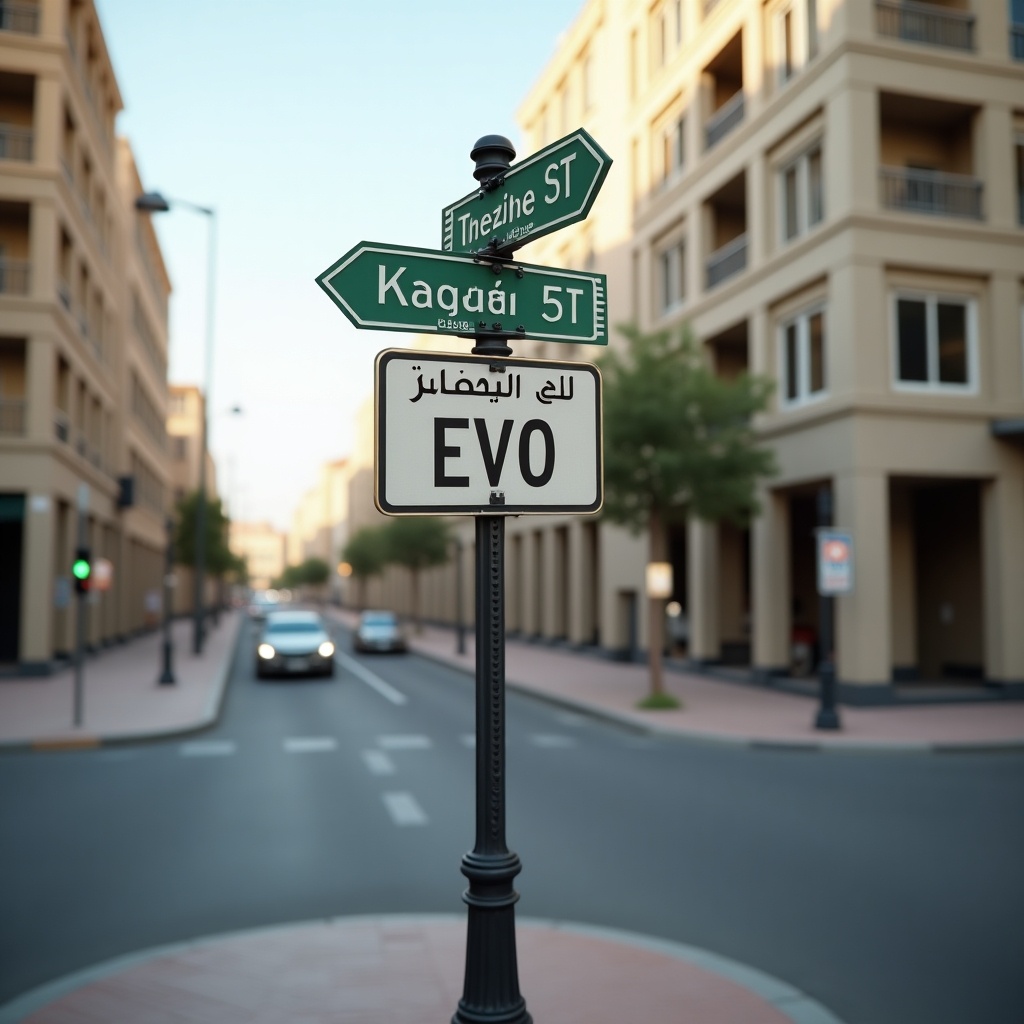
[72, 559, 90, 580]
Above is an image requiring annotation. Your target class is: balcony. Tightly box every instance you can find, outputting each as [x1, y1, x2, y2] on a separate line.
[0, 2, 40, 34]
[876, 0, 974, 51]
[880, 166, 983, 219]
[0, 124, 33, 161]
[0, 396, 25, 435]
[706, 233, 748, 289]
[705, 91, 744, 150]
[0, 258, 30, 295]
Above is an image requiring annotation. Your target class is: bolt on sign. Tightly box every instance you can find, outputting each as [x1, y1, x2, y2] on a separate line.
[442, 128, 612, 254]
[375, 350, 602, 515]
[316, 242, 607, 346]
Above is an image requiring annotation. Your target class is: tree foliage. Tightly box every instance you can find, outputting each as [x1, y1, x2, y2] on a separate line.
[380, 517, 451, 572]
[174, 491, 240, 577]
[599, 323, 776, 532]
[342, 526, 389, 581]
[274, 557, 331, 589]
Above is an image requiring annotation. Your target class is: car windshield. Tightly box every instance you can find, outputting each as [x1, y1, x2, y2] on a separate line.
[362, 613, 397, 626]
[267, 622, 320, 634]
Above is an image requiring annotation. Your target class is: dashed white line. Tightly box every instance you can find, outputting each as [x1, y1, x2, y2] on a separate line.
[179, 740, 236, 757]
[284, 737, 338, 753]
[529, 734, 578, 749]
[337, 652, 407, 705]
[382, 791, 429, 826]
[362, 750, 396, 775]
[377, 734, 432, 751]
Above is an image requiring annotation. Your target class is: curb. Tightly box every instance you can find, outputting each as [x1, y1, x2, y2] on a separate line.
[0, 615, 243, 754]
[0, 914, 848, 1024]
[407, 642, 1024, 756]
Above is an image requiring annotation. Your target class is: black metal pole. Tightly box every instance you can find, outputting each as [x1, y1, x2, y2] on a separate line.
[159, 516, 176, 685]
[453, 515, 530, 1024]
[815, 486, 841, 730]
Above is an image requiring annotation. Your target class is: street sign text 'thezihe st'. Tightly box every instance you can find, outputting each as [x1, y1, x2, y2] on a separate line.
[316, 241, 607, 345]
[442, 128, 611, 254]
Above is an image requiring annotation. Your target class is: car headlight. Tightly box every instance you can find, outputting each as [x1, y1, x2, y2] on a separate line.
[257, 643, 276, 660]
[318, 641, 335, 658]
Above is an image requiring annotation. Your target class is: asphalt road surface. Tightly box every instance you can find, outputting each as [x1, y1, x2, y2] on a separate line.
[2, 614, 1022, 1023]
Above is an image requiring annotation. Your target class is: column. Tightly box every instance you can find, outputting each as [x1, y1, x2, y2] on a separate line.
[567, 520, 594, 646]
[19, 494, 55, 666]
[833, 472, 891, 689]
[888, 483, 917, 676]
[746, 152, 768, 272]
[687, 517, 720, 661]
[977, 104, 1015, 229]
[752, 487, 790, 674]
[825, 84, 878, 219]
[982, 475, 1024, 683]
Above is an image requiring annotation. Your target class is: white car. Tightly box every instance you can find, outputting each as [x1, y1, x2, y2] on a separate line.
[255, 610, 336, 678]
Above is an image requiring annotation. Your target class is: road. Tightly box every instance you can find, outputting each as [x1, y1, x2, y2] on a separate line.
[1, 614, 1022, 1023]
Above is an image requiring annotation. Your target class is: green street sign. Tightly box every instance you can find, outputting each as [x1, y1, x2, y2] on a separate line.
[316, 241, 608, 345]
[443, 128, 612, 254]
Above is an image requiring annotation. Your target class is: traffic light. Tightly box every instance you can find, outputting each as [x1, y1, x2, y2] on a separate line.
[72, 548, 91, 595]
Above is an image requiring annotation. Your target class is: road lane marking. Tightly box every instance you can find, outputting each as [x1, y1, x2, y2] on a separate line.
[378, 735, 432, 750]
[338, 652, 408, 705]
[284, 737, 338, 753]
[362, 750, 396, 775]
[179, 740, 236, 757]
[555, 711, 588, 728]
[382, 792, 428, 826]
[529, 734, 578, 749]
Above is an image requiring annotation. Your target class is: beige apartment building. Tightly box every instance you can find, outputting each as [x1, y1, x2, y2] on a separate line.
[375, 0, 1024, 703]
[229, 520, 285, 591]
[0, 0, 177, 670]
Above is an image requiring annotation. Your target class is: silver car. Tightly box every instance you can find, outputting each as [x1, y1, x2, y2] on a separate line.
[353, 610, 408, 653]
[255, 609, 336, 678]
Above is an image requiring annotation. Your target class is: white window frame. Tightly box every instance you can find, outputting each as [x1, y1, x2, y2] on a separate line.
[657, 238, 686, 315]
[658, 112, 686, 187]
[778, 302, 828, 408]
[773, 0, 817, 88]
[889, 290, 979, 395]
[778, 141, 824, 244]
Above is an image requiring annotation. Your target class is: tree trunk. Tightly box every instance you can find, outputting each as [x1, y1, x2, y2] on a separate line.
[647, 506, 666, 699]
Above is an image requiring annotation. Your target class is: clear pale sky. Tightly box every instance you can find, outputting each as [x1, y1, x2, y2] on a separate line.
[94, 0, 585, 532]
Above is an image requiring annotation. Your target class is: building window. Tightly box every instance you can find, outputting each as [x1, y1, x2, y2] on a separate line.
[660, 114, 685, 185]
[1016, 134, 1024, 224]
[779, 305, 826, 406]
[774, 0, 818, 85]
[658, 240, 686, 313]
[892, 292, 976, 391]
[780, 143, 823, 242]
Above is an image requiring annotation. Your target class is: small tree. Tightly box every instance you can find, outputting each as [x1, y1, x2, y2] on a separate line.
[341, 526, 388, 609]
[381, 516, 451, 633]
[174, 491, 235, 576]
[599, 324, 776, 707]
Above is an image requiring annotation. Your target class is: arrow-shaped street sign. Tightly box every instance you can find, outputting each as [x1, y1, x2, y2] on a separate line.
[316, 241, 607, 345]
[442, 128, 612, 255]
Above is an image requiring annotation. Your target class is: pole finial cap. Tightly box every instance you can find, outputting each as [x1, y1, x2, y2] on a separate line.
[470, 135, 516, 182]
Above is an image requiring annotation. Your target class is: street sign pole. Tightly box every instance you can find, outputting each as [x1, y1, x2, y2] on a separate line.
[73, 484, 88, 727]
[451, 136, 531, 1024]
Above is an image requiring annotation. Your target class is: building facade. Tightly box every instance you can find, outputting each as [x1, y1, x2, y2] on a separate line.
[0, 0, 179, 670]
[228, 520, 286, 592]
[376, 0, 1024, 702]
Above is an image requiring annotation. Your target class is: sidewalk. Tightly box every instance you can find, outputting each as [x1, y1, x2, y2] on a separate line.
[2, 606, 1020, 1023]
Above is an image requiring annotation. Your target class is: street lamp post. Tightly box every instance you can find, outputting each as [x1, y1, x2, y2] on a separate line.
[135, 191, 216, 656]
[159, 515, 176, 685]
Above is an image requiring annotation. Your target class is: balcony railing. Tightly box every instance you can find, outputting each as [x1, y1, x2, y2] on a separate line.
[0, 259, 30, 295]
[880, 166, 983, 219]
[1012, 23, 1024, 60]
[706, 233, 748, 289]
[876, 0, 974, 51]
[0, 125, 33, 161]
[705, 91, 744, 150]
[0, 2, 40, 34]
[0, 397, 25, 435]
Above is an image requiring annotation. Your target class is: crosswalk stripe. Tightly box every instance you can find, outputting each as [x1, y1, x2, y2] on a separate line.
[362, 750, 396, 775]
[284, 737, 338, 753]
[337, 653, 407, 705]
[377, 734, 432, 750]
[179, 740, 236, 757]
[382, 792, 428, 826]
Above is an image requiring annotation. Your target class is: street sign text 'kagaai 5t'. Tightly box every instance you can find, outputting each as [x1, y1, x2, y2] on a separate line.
[316, 241, 607, 345]
[443, 128, 611, 255]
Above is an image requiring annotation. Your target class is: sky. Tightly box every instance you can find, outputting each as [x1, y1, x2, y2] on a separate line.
[94, 0, 586, 532]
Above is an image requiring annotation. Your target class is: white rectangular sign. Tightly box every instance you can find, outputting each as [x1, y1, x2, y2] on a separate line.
[375, 349, 602, 515]
[817, 529, 854, 595]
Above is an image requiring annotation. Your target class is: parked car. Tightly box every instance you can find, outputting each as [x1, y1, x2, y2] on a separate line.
[255, 609, 336, 678]
[353, 610, 408, 653]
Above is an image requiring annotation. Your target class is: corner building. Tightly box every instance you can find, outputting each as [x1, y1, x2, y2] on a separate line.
[0, 0, 173, 670]
[484, 0, 1024, 702]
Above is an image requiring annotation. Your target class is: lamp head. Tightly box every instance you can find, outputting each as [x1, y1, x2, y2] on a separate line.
[135, 191, 171, 213]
